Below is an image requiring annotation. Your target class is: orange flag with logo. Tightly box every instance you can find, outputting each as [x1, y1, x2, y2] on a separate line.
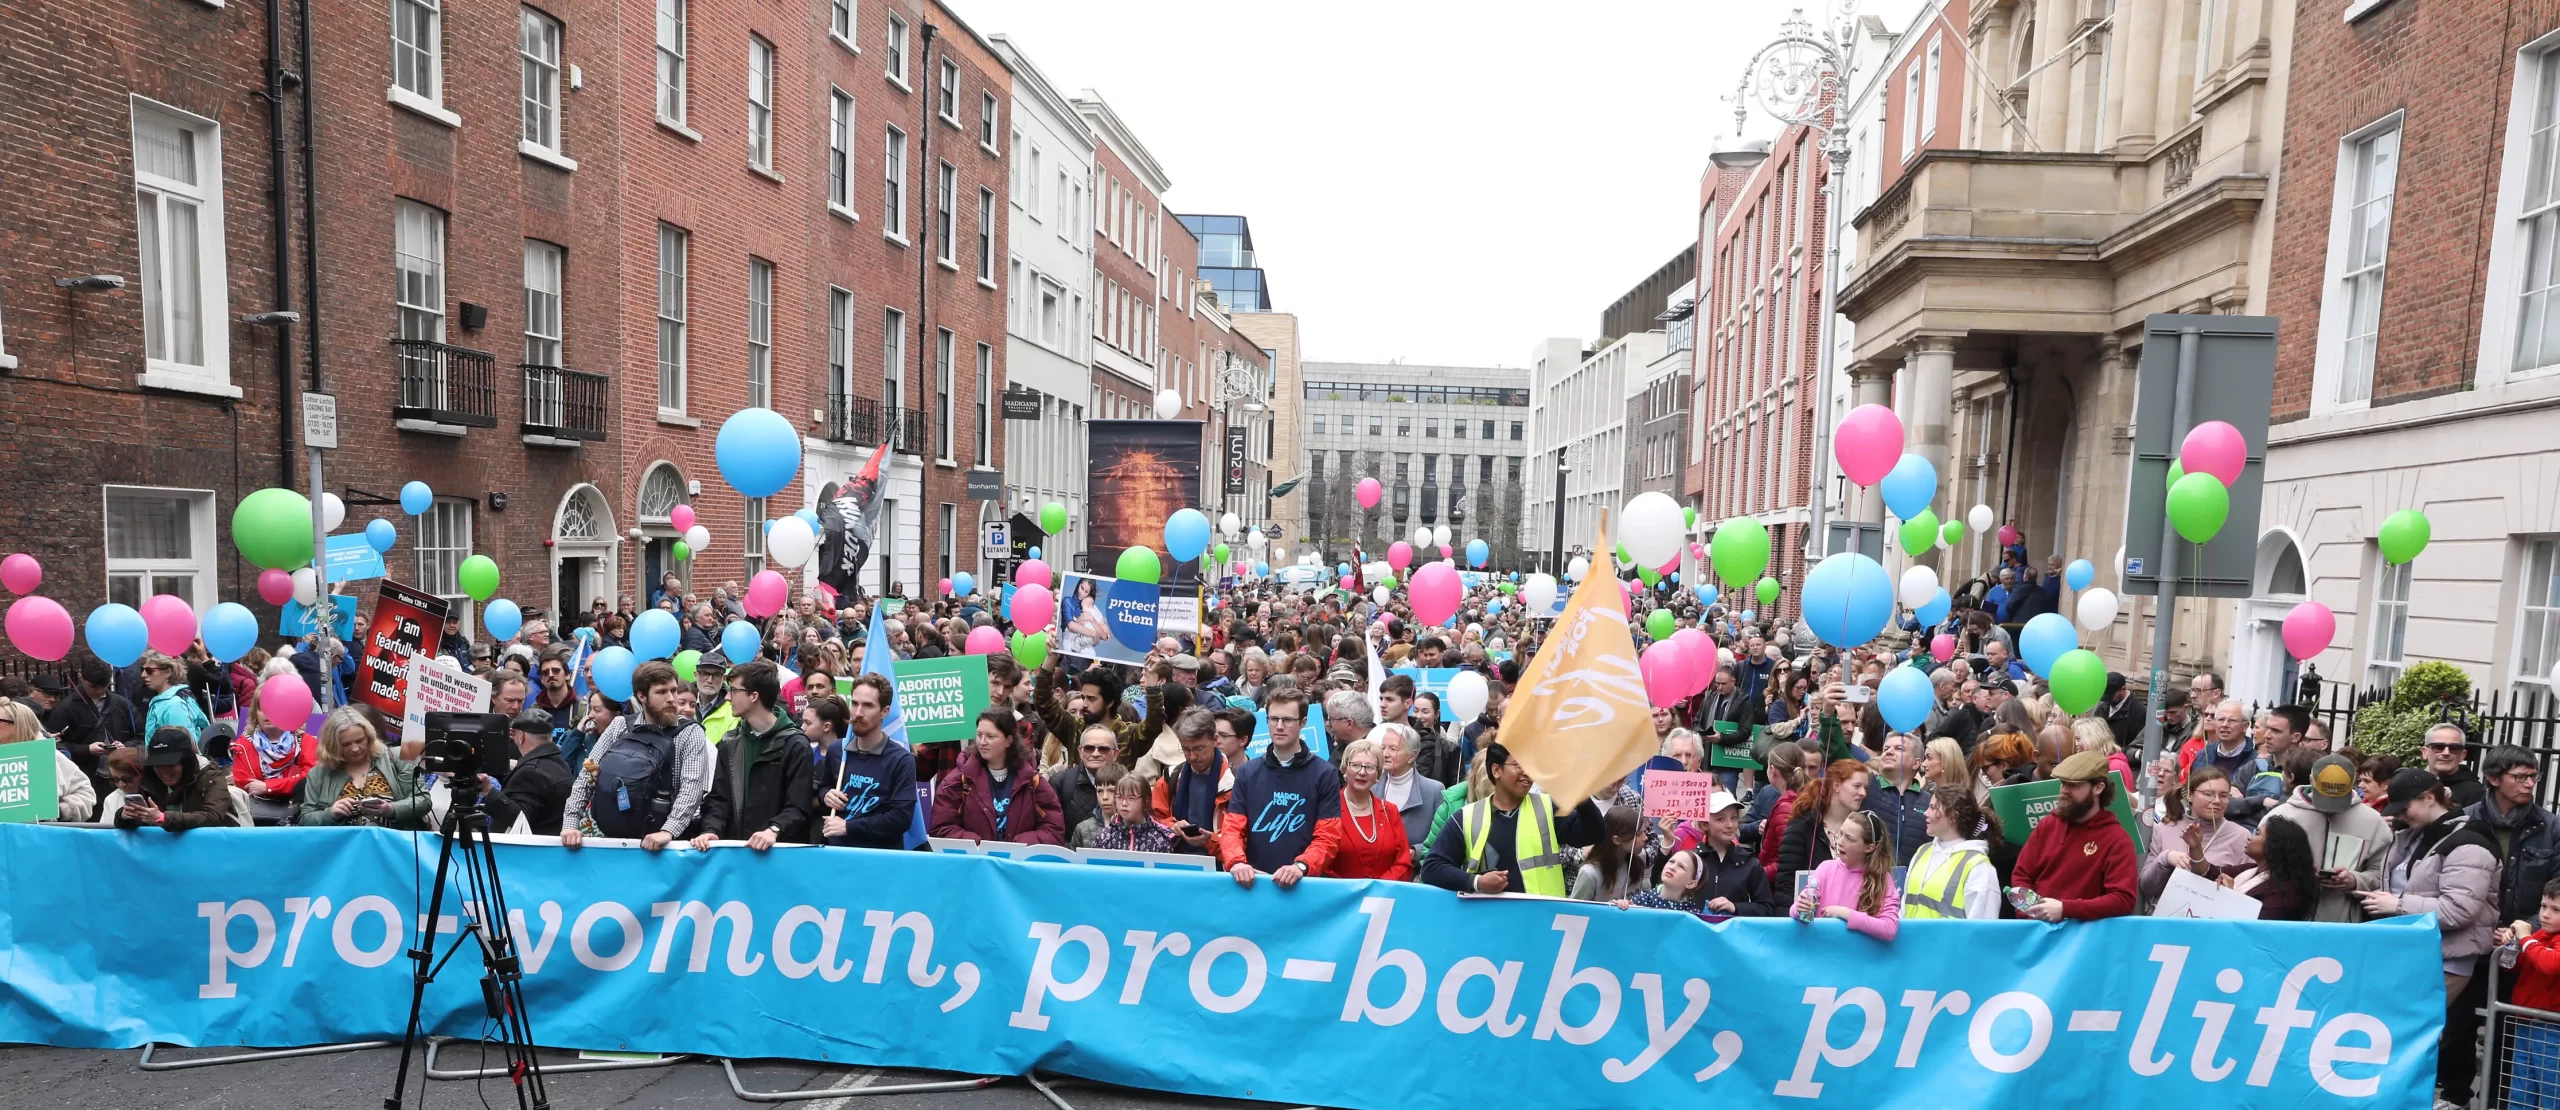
[1500, 517, 1653, 806]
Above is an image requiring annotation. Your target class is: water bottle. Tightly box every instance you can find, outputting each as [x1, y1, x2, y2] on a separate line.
[2500, 941, 2522, 971]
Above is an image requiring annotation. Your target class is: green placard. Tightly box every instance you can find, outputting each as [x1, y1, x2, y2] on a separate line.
[892, 655, 990, 746]
[0, 739, 59, 824]
[1987, 771, 2146, 854]
[880, 597, 908, 616]
[1707, 724, 1763, 770]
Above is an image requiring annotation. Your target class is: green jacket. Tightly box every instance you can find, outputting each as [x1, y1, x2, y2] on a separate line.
[1425, 781, 1474, 851]
[295, 757, 431, 830]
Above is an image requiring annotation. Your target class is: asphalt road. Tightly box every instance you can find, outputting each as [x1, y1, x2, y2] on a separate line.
[0, 1043, 1300, 1110]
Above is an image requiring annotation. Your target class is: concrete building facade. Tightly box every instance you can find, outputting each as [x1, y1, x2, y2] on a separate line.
[1626, 279, 1696, 502]
[1234, 312, 1305, 548]
[991, 35, 1094, 574]
[1299, 363, 1533, 567]
[1528, 332, 1660, 569]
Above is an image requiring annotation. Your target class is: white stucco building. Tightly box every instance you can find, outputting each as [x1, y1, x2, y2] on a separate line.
[990, 35, 1095, 572]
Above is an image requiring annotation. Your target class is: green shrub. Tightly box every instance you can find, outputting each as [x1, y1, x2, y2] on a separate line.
[2351, 661, 2478, 761]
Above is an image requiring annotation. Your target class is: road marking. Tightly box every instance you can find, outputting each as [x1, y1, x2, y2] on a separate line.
[1281, 959, 1336, 982]
[2068, 1010, 2121, 1032]
[802, 1067, 877, 1110]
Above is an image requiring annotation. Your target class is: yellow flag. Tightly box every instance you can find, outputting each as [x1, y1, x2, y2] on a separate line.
[1500, 519, 1653, 805]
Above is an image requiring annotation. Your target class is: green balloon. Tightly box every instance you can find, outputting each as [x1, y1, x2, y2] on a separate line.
[1116, 545, 1162, 584]
[2379, 508, 2431, 565]
[1899, 508, 1941, 558]
[1645, 609, 1675, 641]
[1756, 576, 1781, 608]
[1212, 542, 1232, 564]
[672, 540, 692, 562]
[231, 487, 316, 571]
[457, 554, 500, 601]
[1497, 582, 1517, 595]
[1378, 573, 1396, 590]
[1010, 631, 1049, 668]
[1616, 542, 1633, 567]
[1684, 507, 1698, 530]
[1710, 517, 1770, 587]
[1638, 565, 1661, 588]
[672, 650, 702, 683]
[2047, 648, 2108, 715]
[2165, 472, 2230, 544]
[2166, 460, 2185, 491]
[1940, 520, 1966, 546]
[1040, 501, 1068, 535]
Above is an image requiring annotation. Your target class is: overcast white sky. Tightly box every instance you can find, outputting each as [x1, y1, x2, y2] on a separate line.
[948, 0, 1885, 370]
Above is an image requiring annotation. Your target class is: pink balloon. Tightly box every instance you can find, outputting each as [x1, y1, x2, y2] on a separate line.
[1387, 542, 1414, 571]
[1931, 633, 1957, 663]
[1833, 404, 1907, 487]
[140, 593, 197, 656]
[1641, 639, 1691, 709]
[1409, 563, 1464, 626]
[965, 626, 1005, 655]
[1689, 542, 1707, 562]
[939, 577, 955, 598]
[669, 504, 697, 533]
[2179, 420, 2248, 487]
[0, 553, 40, 595]
[1340, 575, 1355, 590]
[1657, 551, 1681, 575]
[2281, 601, 2337, 661]
[1671, 627, 1714, 694]
[1016, 559, 1053, 590]
[1438, 544, 1452, 560]
[257, 673, 315, 731]
[1012, 583, 1056, 632]
[5, 596, 74, 661]
[1356, 477, 1383, 509]
[1997, 525, 2019, 547]
[258, 568, 295, 606]
[745, 570, 789, 618]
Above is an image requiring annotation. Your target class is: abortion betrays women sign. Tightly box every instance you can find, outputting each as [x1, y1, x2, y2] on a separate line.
[0, 824, 2437, 1109]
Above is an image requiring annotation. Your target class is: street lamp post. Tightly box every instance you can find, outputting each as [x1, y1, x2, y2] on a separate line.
[1724, 4, 1860, 572]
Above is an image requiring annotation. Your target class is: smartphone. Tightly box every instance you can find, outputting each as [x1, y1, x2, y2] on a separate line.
[1842, 685, 1873, 705]
[1177, 822, 1205, 837]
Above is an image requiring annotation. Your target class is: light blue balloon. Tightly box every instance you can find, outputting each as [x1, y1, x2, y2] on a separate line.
[1879, 454, 1938, 521]
[953, 571, 976, 597]
[1253, 561, 1270, 577]
[2065, 559, 2095, 592]
[1029, 546, 1043, 561]
[1696, 583, 1719, 607]
[364, 518, 398, 553]
[629, 608, 680, 660]
[1916, 586, 1951, 628]
[399, 481, 434, 516]
[1339, 562, 1352, 577]
[1465, 539, 1489, 567]
[1163, 508, 1211, 562]
[796, 508, 822, 529]
[715, 408, 803, 498]
[1740, 610, 1756, 623]
[1487, 598, 1504, 614]
[2018, 613, 2079, 677]
[573, 627, 598, 643]
[1800, 552, 1895, 649]
[1878, 664, 1935, 733]
[199, 602, 259, 664]
[483, 598, 523, 642]
[590, 646, 637, 702]
[720, 620, 761, 663]
[84, 603, 148, 668]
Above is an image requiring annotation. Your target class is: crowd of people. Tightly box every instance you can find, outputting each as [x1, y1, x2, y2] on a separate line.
[5, 536, 2553, 1110]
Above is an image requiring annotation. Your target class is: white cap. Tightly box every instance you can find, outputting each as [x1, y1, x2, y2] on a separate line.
[1706, 791, 1744, 813]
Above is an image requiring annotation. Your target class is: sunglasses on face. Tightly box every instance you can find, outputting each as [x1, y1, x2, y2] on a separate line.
[2426, 742, 2463, 752]
[1080, 744, 1115, 755]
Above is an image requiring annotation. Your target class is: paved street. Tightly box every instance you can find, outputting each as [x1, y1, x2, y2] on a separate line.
[0, 1043, 1291, 1110]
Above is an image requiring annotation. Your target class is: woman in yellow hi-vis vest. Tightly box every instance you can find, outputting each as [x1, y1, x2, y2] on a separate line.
[1420, 741, 1607, 895]
[1901, 787, 2006, 920]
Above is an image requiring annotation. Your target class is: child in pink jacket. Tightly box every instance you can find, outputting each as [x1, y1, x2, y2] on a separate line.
[1791, 810, 1902, 941]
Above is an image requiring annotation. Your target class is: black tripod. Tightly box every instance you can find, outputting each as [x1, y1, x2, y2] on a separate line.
[384, 770, 551, 1110]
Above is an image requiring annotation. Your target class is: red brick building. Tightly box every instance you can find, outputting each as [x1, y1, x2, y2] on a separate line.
[1075, 94, 1168, 425]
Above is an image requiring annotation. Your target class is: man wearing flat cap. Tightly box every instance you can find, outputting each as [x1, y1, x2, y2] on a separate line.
[2008, 750, 2139, 922]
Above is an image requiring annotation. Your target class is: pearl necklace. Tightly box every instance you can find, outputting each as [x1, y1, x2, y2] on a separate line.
[1346, 791, 1379, 842]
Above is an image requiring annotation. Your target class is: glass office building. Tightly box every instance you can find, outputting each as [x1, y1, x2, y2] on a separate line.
[1175, 213, 1270, 312]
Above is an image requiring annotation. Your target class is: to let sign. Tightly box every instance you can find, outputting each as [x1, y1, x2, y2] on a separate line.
[1640, 769, 1723, 819]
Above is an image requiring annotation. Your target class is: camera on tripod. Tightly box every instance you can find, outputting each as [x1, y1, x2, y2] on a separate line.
[420, 711, 509, 783]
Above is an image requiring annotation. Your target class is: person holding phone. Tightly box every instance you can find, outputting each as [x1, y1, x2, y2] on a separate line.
[296, 707, 429, 830]
[2262, 752, 2393, 921]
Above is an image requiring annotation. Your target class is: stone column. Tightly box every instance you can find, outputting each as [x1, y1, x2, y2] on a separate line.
[2113, 0, 2164, 155]
[1908, 336, 1959, 502]
[2030, 0, 2071, 150]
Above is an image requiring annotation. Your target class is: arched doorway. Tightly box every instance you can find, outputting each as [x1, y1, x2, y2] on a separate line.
[550, 484, 618, 633]
[636, 462, 687, 608]
[2232, 529, 2311, 705]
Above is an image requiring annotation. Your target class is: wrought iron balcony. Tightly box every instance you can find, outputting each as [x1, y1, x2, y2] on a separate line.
[521, 364, 608, 441]
[391, 338, 498, 428]
[825, 394, 932, 455]
[892, 406, 929, 456]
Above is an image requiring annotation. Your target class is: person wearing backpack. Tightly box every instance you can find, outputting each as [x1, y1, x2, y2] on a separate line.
[138, 653, 212, 747]
[688, 660, 813, 850]
[560, 660, 711, 851]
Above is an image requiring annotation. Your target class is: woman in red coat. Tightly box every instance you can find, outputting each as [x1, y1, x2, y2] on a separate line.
[930, 708, 1066, 845]
[1329, 735, 1412, 880]
[230, 705, 317, 826]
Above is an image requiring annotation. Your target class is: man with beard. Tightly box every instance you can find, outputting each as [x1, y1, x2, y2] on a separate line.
[2009, 750, 2138, 921]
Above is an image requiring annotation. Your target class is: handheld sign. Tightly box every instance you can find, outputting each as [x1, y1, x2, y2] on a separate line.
[1640, 770, 1724, 819]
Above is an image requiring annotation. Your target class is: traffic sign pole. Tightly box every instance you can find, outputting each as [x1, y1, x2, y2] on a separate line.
[2136, 327, 2199, 811]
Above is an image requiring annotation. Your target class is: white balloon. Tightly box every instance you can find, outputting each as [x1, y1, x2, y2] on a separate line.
[1445, 670, 1491, 723]
[1898, 565, 1940, 609]
[1220, 512, 1241, 535]
[1247, 528, 1267, 549]
[1432, 524, 1452, 547]
[1968, 504, 1996, 534]
[2076, 587, 2120, 632]
[684, 525, 710, 552]
[1373, 585, 1392, 606]
[291, 567, 320, 606]
[321, 493, 347, 534]
[1153, 389, 1182, 419]
[1269, 546, 1285, 564]
[2550, 658, 2560, 688]
[766, 515, 818, 568]
[1566, 556, 1590, 582]
[1523, 574, 1559, 613]
[1621, 491, 1687, 569]
[1413, 526, 1432, 548]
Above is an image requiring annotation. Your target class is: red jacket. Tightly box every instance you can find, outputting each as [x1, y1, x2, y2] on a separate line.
[2518, 931, 2560, 1013]
[1328, 792, 1413, 881]
[1760, 792, 1796, 883]
[929, 751, 1066, 845]
[2011, 806, 2139, 920]
[231, 730, 318, 797]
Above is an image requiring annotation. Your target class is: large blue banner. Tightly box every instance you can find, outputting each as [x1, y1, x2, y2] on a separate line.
[0, 825, 2440, 1108]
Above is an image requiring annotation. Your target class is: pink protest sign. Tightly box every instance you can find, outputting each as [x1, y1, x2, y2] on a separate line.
[1641, 770, 1723, 819]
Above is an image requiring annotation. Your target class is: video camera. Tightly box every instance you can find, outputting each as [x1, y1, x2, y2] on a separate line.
[419, 711, 509, 782]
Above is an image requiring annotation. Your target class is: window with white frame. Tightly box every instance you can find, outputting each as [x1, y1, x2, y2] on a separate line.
[2329, 119, 2400, 406]
[828, 288, 852, 400]
[655, 0, 685, 123]
[980, 92, 996, 148]
[1027, 146, 1041, 214]
[885, 13, 907, 86]
[2368, 550, 2413, 687]
[1055, 170, 1070, 238]
[883, 125, 906, 237]
[883, 307, 905, 412]
[1008, 128, 1023, 201]
[523, 239, 562, 366]
[743, 496, 767, 577]
[828, 90, 853, 213]
[417, 498, 473, 613]
[936, 160, 956, 262]
[747, 35, 775, 170]
[394, 200, 445, 344]
[974, 342, 991, 466]
[2516, 537, 2560, 713]
[748, 256, 772, 409]
[104, 486, 213, 610]
[977, 187, 994, 281]
[392, 0, 441, 102]
[520, 8, 563, 152]
[1038, 279, 1062, 348]
[938, 503, 956, 580]
[657, 222, 687, 413]
[829, 0, 852, 46]
[2512, 48, 2560, 376]
[132, 101, 228, 384]
[938, 59, 958, 123]
[935, 326, 954, 460]
[1922, 40, 1942, 139]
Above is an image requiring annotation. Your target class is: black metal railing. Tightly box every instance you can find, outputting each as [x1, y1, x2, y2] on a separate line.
[520, 365, 608, 441]
[893, 407, 929, 455]
[826, 393, 883, 445]
[392, 338, 498, 427]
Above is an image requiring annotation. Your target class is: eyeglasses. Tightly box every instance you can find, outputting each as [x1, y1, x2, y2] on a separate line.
[1267, 716, 1302, 726]
[1345, 763, 1379, 775]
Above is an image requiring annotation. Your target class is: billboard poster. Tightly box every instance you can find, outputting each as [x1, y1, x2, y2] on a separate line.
[1087, 420, 1203, 586]
[351, 580, 451, 740]
[1055, 572, 1160, 665]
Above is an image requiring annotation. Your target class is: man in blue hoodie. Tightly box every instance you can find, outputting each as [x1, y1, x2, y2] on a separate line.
[817, 674, 916, 850]
[1217, 688, 1340, 888]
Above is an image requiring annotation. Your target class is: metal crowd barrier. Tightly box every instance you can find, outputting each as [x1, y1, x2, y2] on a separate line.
[2483, 957, 2560, 1109]
[717, 1058, 1002, 1102]
[421, 1037, 689, 1079]
[135, 1041, 396, 1071]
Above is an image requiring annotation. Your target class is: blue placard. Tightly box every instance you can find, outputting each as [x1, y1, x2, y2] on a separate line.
[322, 532, 387, 583]
[279, 594, 357, 639]
[1248, 700, 1325, 760]
[1389, 667, 1465, 702]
